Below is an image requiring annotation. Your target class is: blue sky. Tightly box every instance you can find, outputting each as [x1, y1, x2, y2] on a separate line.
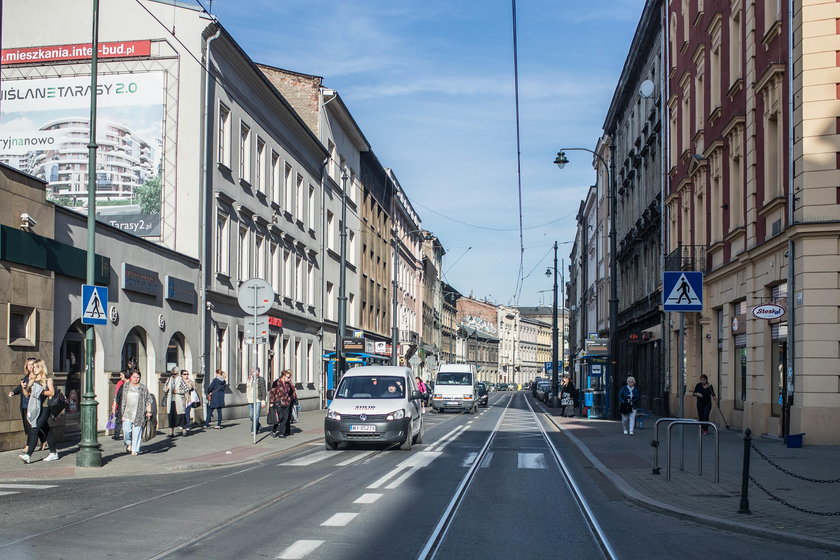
[208, 0, 646, 307]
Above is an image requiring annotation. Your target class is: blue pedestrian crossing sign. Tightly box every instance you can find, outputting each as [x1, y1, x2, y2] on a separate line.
[81, 285, 109, 325]
[663, 271, 703, 311]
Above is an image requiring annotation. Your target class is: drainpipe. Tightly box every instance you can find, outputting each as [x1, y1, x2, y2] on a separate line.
[784, 0, 795, 437]
[200, 23, 223, 391]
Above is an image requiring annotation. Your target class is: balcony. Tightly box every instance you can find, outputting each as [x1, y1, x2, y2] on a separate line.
[665, 245, 706, 273]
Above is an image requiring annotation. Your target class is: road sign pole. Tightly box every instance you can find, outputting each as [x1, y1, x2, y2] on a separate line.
[237, 278, 274, 445]
[253, 284, 259, 444]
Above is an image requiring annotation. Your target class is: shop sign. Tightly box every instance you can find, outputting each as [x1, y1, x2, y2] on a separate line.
[752, 304, 785, 321]
[585, 338, 609, 356]
[122, 263, 159, 296]
[343, 337, 364, 352]
[268, 316, 283, 329]
[165, 275, 195, 305]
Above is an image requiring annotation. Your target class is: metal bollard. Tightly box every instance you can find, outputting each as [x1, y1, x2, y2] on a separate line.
[738, 428, 752, 514]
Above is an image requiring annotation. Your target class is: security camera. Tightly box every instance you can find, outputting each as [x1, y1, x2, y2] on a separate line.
[20, 213, 37, 227]
[206, 301, 214, 311]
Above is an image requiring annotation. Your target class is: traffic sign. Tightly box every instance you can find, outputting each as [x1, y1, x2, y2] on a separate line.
[244, 316, 269, 344]
[81, 285, 108, 325]
[237, 278, 274, 315]
[663, 271, 703, 311]
[408, 355, 421, 366]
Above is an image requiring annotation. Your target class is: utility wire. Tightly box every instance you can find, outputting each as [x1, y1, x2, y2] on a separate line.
[510, 0, 526, 305]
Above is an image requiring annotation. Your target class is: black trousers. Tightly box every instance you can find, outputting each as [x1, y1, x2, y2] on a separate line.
[698, 401, 712, 423]
[272, 405, 290, 435]
[26, 408, 56, 455]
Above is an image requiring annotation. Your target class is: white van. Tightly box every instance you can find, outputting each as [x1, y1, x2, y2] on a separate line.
[432, 363, 478, 413]
[324, 365, 424, 450]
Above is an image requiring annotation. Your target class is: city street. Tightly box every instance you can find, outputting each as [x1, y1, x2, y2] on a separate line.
[0, 392, 834, 560]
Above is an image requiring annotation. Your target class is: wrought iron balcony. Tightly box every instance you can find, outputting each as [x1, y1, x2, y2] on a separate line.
[665, 245, 706, 272]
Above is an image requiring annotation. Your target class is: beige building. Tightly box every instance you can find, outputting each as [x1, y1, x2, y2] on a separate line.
[666, 0, 840, 443]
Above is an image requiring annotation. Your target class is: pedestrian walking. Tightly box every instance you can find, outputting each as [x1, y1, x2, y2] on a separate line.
[415, 376, 429, 410]
[120, 369, 153, 456]
[180, 370, 197, 432]
[111, 369, 129, 440]
[246, 368, 267, 434]
[283, 370, 297, 436]
[268, 372, 291, 438]
[559, 376, 576, 418]
[18, 359, 59, 463]
[691, 374, 716, 434]
[8, 357, 45, 448]
[162, 367, 188, 437]
[205, 369, 226, 429]
[618, 376, 641, 435]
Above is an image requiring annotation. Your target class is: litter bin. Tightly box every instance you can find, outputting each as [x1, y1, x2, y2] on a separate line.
[785, 433, 804, 448]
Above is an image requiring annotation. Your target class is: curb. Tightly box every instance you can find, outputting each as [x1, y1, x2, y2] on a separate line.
[541, 409, 840, 553]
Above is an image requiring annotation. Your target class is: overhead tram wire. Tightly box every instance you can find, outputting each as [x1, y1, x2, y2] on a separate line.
[511, 0, 526, 305]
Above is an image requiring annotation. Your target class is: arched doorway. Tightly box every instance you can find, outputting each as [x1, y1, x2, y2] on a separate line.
[166, 332, 186, 372]
[58, 320, 85, 416]
[121, 327, 149, 375]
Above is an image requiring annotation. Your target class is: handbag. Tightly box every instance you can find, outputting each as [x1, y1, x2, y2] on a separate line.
[619, 401, 633, 414]
[190, 389, 201, 406]
[106, 414, 117, 430]
[48, 390, 67, 417]
[291, 404, 300, 423]
[266, 404, 279, 425]
[142, 414, 157, 442]
[560, 393, 574, 407]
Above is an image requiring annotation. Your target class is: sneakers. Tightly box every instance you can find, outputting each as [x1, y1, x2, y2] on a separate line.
[623, 430, 629, 435]
[18, 453, 31, 464]
[629, 432, 634, 435]
[44, 453, 59, 462]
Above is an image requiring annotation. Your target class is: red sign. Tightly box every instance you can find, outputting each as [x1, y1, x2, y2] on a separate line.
[2, 41, 152, 65]
[267, 317, 283, 328]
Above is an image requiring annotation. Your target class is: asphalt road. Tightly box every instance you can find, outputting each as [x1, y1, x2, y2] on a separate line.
[0, 391, 833, 560]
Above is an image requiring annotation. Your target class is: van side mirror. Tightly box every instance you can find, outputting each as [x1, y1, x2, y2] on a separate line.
[326, 389, 335, 400]
[411, 390, 422, 401]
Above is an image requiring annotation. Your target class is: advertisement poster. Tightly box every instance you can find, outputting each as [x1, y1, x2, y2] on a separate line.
[0, 72, 164, 237]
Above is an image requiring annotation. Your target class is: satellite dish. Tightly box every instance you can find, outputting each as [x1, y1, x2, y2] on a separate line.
[639, 80, 655, 98]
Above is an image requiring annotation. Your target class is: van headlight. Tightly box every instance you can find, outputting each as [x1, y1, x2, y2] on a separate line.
[386, 409, 405, 421]
[433, 394, 442, 400]
[464, 394, 473, 400]
[326, 408, 341, 421]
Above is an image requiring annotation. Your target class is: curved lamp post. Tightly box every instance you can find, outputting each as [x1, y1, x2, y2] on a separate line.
[555, 145, 618, 417]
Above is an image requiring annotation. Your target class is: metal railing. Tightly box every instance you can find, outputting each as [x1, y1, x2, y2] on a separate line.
[650, 417, 719, 483]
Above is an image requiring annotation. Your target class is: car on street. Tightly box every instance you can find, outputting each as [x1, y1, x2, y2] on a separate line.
[535, 381, 551, 402]
[476, 382, 489, 407]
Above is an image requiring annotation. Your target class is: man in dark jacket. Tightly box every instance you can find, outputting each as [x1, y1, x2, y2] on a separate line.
[204, 369, 227, 429]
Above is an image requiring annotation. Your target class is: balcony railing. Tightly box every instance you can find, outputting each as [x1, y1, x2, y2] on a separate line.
[665, 245, 706, 272]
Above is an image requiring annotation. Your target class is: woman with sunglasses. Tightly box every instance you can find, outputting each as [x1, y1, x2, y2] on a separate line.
[18, 359, 59, 463]
[120, 369, 153, 455]
[7, 358, 43, 447]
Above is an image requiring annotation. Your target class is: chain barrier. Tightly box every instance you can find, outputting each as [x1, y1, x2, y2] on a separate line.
[749, 442, 840, 483]
[749, 476, 840, 516]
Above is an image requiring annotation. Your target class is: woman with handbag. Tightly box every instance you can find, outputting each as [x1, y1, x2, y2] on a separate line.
[283, 370, 297, 436]
[180, 370, 198, 433]
[617, 376, 641, 435]
[120, 369, 153, 455]
[268, 371, 292, 438]
[559, 376, 576, 418]
[18, 359, 58, 463]
[162, 368, 188, 437]
[204, 369, 226, 429]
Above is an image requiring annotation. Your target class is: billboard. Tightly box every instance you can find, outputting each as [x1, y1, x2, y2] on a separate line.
[0, 71, 164, 237]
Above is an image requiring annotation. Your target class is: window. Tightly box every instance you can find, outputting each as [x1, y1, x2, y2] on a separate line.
[295, 255, 303, 302]
[294, 339, 302, 378]
[255, 234, 265, 279]
[764, 113, 783, 198]
[308, 185, 316, 229]
[8, 305, 36, 346]
[307, 261, 315, 307]
[284, 163, 292, 210]
[306, 342, 314, 384]
[348, 230, 356, 265]
[238, 225, 250, 281]
[239, 122, 251, 183]
[711, 170, 722, 242]
[271, 152, 281, 204]
[215, 326, 227, 376]
[733, 300, 747, 410]
[216, 212, 229, 275]
[348, 293, 355, 327]
[283, 336, 291, 372]
[256, 137, 266, 194]
[283, 248, 292, 299]
[326, 282, 335, 321]
[327, 140, 337, 181]
[681, 82, 690, 154]
[710, 18, 722, 112]
[296, 174, 304, 220]
[218, 103, 231, 168]
[327, 211, 335, 251]
[729, 7, 742, 85]
[269, 242, 279, 294]
[669, 12, 678, 70]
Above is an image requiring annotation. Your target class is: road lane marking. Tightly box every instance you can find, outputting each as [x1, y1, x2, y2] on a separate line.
[461, 452, 478, 467]
[0, 484, 57, 489]
[354, 493, 382, 504]
[424, 425, 467, 452]
[336, 450, 375, 466]
[518, 452, 547, 469]
[479, 451, 494, 468]
[320, 512, 358, 527]
[279, 450, 343, 466]
[0, 491, 19, 496]
[367, 452, 441, 489]
[277, 540, 324, 559]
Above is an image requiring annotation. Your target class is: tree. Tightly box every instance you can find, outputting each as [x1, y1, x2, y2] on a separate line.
[135, 173, 161, 214]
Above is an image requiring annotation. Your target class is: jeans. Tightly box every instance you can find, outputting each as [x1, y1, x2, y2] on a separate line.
[206, 407, 223, 427]
[123, 420, 143, 453]
[26, 407, 56, 455]
[621, 409, 638, 433]
[184, 402, 194, 426]
[248, 402, 262, 433]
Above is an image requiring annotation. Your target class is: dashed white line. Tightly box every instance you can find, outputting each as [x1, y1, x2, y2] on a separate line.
[353, 493, 383, 504]
[279, 450, 343, 466]
[320, 512, 358, 527]
[479, 451, 494, 468]
[336, 450, 375, 466]
[277, 540, 324, 559]
[461, 452, 478, 467]
[0, 484, 57, 489]
[518, 452, 547, 469]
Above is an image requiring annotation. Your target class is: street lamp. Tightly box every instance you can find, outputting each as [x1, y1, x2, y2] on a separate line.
[391, 228, 433, 366]
[546, 241, 560, 407]
[555, 145, 618, 416]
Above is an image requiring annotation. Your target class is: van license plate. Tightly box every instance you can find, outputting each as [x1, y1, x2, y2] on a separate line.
[350, 424, 376, 432]
[447, 401, 459, 406]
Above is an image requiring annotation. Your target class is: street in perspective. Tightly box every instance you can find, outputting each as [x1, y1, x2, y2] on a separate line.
[2, 1, 840, 559]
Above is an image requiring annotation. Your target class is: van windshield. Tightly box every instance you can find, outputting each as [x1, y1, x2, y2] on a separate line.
[335, 376, 406, 399]
[436, 372, 472, 385]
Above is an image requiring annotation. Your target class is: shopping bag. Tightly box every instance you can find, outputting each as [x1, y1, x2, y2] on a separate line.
[105, 414, 116, 430]
[291, 404, 300, 423]
[142, 415, 157, 442]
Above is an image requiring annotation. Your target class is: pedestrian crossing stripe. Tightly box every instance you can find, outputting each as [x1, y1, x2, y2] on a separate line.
[82, 284, 108, 325]
[663, 271, 703, 311]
